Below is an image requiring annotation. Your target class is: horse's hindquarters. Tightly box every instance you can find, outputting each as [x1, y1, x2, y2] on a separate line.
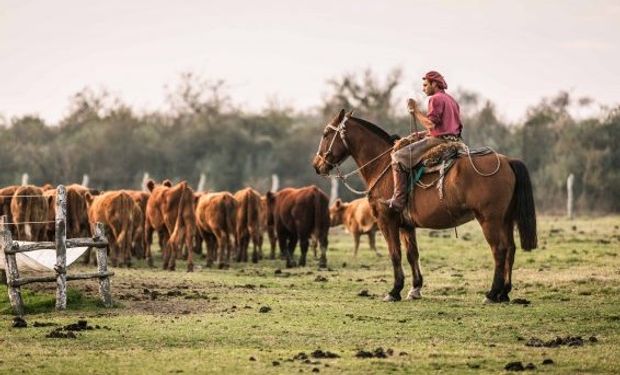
[409, 155, 515, 229]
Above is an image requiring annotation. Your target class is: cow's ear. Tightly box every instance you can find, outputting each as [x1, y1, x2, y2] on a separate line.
[334, 198, 342, 208]
[163, 179, 173, 187]
[84, 192, 94, 205]
[146, 180, 155, 192]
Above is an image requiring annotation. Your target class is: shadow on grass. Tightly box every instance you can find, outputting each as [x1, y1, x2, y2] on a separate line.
[0, 284, 119, 315]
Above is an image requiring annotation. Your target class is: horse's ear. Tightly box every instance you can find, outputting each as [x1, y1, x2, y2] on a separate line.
[337, 109, 345, 120]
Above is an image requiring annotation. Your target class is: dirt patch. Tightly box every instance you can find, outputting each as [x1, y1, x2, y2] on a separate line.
[357, 289, 372, 297]
[504, 361, 536, 371]
[64, 320, 94, 331]
[12, 317, 27, 328]
[259, 306, 271, 313]
[355, 347, 393, 359]
[314, 276, 328, 282]
[311, 350, 340, 359]
[525, 335, 597, 348]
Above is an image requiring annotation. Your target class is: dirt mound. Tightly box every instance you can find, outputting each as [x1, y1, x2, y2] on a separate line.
[504, 361, 536, 371]
[525, 335, 596, 348]
[311, 349, 340, 359]
[12, 317, 27, 328]
[64, 320, 94, 331]
[355, 347, 393, 359]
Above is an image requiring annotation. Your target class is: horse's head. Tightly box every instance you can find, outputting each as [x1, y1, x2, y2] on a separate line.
[313, 109, 353, 176]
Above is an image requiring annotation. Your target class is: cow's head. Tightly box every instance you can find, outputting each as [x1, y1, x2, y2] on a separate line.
[329, 198, 347, 227]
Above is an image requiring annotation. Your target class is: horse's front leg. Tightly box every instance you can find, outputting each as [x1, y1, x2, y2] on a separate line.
[401, 228, 423, 300]
[377, 218, 405, 302]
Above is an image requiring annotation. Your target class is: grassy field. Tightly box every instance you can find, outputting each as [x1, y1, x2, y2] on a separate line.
[1, 216, 619, 374]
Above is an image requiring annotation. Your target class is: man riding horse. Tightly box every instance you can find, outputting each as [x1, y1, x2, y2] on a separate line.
[383, 71, 463, 212]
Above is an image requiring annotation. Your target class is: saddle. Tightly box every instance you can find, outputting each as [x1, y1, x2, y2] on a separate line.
[408, 141, 495, 197]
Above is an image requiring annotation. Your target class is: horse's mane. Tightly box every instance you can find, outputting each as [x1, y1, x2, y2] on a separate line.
[350, 116, 395, 145]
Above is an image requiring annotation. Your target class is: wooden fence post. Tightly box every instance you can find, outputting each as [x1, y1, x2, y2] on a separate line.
[1, 215, 24, 315]
[567, 173, 574, 220]
[55, 185, 67, 310]
[94, 222, 112, 307]
[271, 174, 279, 192]
[329, 178, 339, 205]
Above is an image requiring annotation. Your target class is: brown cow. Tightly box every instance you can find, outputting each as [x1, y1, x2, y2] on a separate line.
[126, 190, 149, 259]
[0, 185, 18, 235]
[234, 188, 262, 263]
[87, 191, 136, 267]
[266, 186, 329, 268]
[10, 185, 49, 241]
[42, 186, 91, 241]
[259, 196, 277, 260]
[195, 192, 236, 268]
[145, 180, 196, 272]
[330, 198, 380, 257]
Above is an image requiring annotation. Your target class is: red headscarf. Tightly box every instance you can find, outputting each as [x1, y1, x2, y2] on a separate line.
[423, 71, 447, 90]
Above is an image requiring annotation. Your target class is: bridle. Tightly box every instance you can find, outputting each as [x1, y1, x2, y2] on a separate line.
[315, 115, 350, 168]
[316, 114, 393, 196]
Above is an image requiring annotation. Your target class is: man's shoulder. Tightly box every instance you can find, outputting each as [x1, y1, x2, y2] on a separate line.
[431, 91, 457, 105]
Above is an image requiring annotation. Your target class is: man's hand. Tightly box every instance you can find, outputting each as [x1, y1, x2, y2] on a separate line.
[407, 98, 417, 114]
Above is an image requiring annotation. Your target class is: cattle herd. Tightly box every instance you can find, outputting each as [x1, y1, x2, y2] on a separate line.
[0, 181, 380, 272]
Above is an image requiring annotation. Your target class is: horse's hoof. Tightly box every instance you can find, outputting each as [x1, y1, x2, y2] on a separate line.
[383, 294, 400, 302]
[406, 288, 422, 300]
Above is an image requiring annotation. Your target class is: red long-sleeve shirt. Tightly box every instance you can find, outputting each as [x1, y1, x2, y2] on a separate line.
[427, 91, 462, 137]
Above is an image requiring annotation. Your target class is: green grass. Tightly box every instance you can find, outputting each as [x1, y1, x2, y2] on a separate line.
[1, 216, 619, 374]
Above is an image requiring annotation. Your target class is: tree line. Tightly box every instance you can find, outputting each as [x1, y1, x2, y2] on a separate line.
[1, 69, 618, 213]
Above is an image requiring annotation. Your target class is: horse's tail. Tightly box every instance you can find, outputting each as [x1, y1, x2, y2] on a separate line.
[509, 160, 537, 250]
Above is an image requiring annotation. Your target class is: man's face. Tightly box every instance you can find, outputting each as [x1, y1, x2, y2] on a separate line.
[422, 79, 437, 96]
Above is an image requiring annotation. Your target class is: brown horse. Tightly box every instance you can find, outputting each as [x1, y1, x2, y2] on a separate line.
[313, 110, 537, 303]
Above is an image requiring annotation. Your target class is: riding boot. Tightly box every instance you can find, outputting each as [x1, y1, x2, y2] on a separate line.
[381, 163, 409, 212]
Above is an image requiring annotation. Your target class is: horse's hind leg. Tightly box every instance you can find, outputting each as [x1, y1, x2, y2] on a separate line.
[479, 217, 510, 303]
[501, 221, 517, 301]
[401, 228, 423, 300]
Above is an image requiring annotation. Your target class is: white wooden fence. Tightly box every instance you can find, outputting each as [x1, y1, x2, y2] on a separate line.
[0, 185, 113, 315]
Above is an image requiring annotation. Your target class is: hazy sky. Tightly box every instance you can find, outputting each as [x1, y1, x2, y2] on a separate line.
[1, 0, 618, 124]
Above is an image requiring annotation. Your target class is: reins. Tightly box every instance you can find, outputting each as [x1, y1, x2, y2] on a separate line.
[316, 116, 393, 196]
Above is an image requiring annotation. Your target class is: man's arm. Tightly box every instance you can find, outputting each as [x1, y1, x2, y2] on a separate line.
[407, 98, 435, 130]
